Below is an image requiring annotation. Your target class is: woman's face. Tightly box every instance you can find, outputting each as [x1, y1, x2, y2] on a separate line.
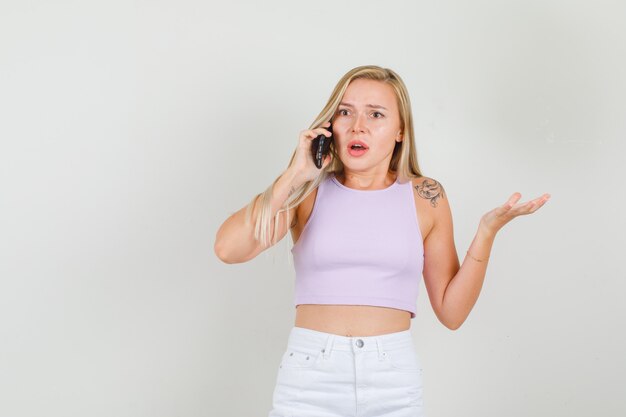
[332, 78, 403, 172]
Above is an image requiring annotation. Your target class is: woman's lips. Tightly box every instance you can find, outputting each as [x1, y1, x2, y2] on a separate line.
[346, 140, 369, 157]
[347, 140, 369, 149]
[347, 147, 368, 157]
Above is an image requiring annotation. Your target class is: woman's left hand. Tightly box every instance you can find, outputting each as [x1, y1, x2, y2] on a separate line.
[479, 192, 551, 237]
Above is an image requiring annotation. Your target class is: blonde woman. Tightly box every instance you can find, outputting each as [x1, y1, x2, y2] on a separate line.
[214, 65, 550, 417]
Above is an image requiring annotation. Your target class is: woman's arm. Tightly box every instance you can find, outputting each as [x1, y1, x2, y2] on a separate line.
[214, 168, 302, 264]
[215, 122, 334, 264]
[421, 182, 550, 330]
[436, 225, 495, 330]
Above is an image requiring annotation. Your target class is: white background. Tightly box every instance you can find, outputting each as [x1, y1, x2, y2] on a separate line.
[1, 0, 624, 416]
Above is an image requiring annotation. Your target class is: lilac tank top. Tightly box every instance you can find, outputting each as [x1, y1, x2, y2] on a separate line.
[291, 173, 425, 319]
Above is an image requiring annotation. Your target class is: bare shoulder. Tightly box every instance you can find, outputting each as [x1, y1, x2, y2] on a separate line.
[410, 176, 450, 240]
[410, 176, 447, 208]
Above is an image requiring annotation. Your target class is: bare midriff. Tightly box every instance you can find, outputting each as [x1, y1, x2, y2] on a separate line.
[294, 304, 411, 337]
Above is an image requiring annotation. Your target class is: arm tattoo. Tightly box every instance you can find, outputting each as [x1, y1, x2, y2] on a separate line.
[414, 178, 446, 208]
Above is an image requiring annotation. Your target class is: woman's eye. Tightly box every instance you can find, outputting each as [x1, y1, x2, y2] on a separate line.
[337, 109, 384, 118]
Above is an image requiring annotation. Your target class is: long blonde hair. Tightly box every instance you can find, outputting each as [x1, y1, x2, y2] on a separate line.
[245, 65, 425, 259]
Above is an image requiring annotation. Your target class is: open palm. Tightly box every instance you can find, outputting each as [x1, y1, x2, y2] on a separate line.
[480, 192, 551, 236]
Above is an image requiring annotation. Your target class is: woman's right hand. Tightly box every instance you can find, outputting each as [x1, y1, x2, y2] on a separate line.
[288, 121, 333, 184]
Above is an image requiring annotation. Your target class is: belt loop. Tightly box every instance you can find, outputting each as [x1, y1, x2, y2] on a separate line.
[375, 337, 385, 361]
[323, 334, 335, 359]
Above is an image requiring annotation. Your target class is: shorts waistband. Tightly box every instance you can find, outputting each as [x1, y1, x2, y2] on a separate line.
[287, 326, 414, 359]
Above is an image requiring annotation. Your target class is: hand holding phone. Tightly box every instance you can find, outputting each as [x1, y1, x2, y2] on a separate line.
[311, 121, 333, 169]
[287, 121, 334, 186]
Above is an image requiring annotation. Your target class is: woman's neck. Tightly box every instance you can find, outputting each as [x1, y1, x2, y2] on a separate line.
[335, 171, 397, 190]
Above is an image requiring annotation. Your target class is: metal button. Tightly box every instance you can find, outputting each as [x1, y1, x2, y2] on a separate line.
[356, 339, 364, 348]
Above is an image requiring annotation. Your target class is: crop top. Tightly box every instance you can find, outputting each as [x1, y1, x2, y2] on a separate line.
[291, 172, 425, 319]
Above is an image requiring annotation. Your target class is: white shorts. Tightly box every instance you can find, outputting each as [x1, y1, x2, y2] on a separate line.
[268, 326, 426, 417]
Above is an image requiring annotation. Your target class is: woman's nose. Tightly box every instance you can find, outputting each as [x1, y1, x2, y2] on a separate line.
[351, 114, 366, 133]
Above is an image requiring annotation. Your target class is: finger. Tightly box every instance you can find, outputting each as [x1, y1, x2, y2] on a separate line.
[518, 199, 545, 215]
[314, 128, 332, 137]
[510, 199, 534, 213]
[496, 193, 520, 216]
[523, 201, 537, 213]
[527, 194, 550, 205]
[521, 194, 551, 213]
[528, 196, 550, 213]
[508, 192, 522, 206]
[538, 193, 551, 203]
[525, 193, 551, 206]
[305, 129, 330, 139]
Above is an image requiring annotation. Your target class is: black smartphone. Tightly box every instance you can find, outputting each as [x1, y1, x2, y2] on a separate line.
[311, 121, 333, 169]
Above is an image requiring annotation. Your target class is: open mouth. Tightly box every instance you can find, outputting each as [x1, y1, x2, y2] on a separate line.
[347, 143, 369, 157]
[347, 140, 369, 150]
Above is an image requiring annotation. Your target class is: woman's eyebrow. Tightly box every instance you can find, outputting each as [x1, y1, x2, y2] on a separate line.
[339, 102, 388, 110]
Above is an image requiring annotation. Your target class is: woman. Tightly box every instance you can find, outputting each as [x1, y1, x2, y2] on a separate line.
[214, 65, 550, 417]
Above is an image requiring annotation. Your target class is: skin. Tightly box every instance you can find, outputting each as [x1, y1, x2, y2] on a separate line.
[330, 78, 404, 190]
[293, 78, 551, 336]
